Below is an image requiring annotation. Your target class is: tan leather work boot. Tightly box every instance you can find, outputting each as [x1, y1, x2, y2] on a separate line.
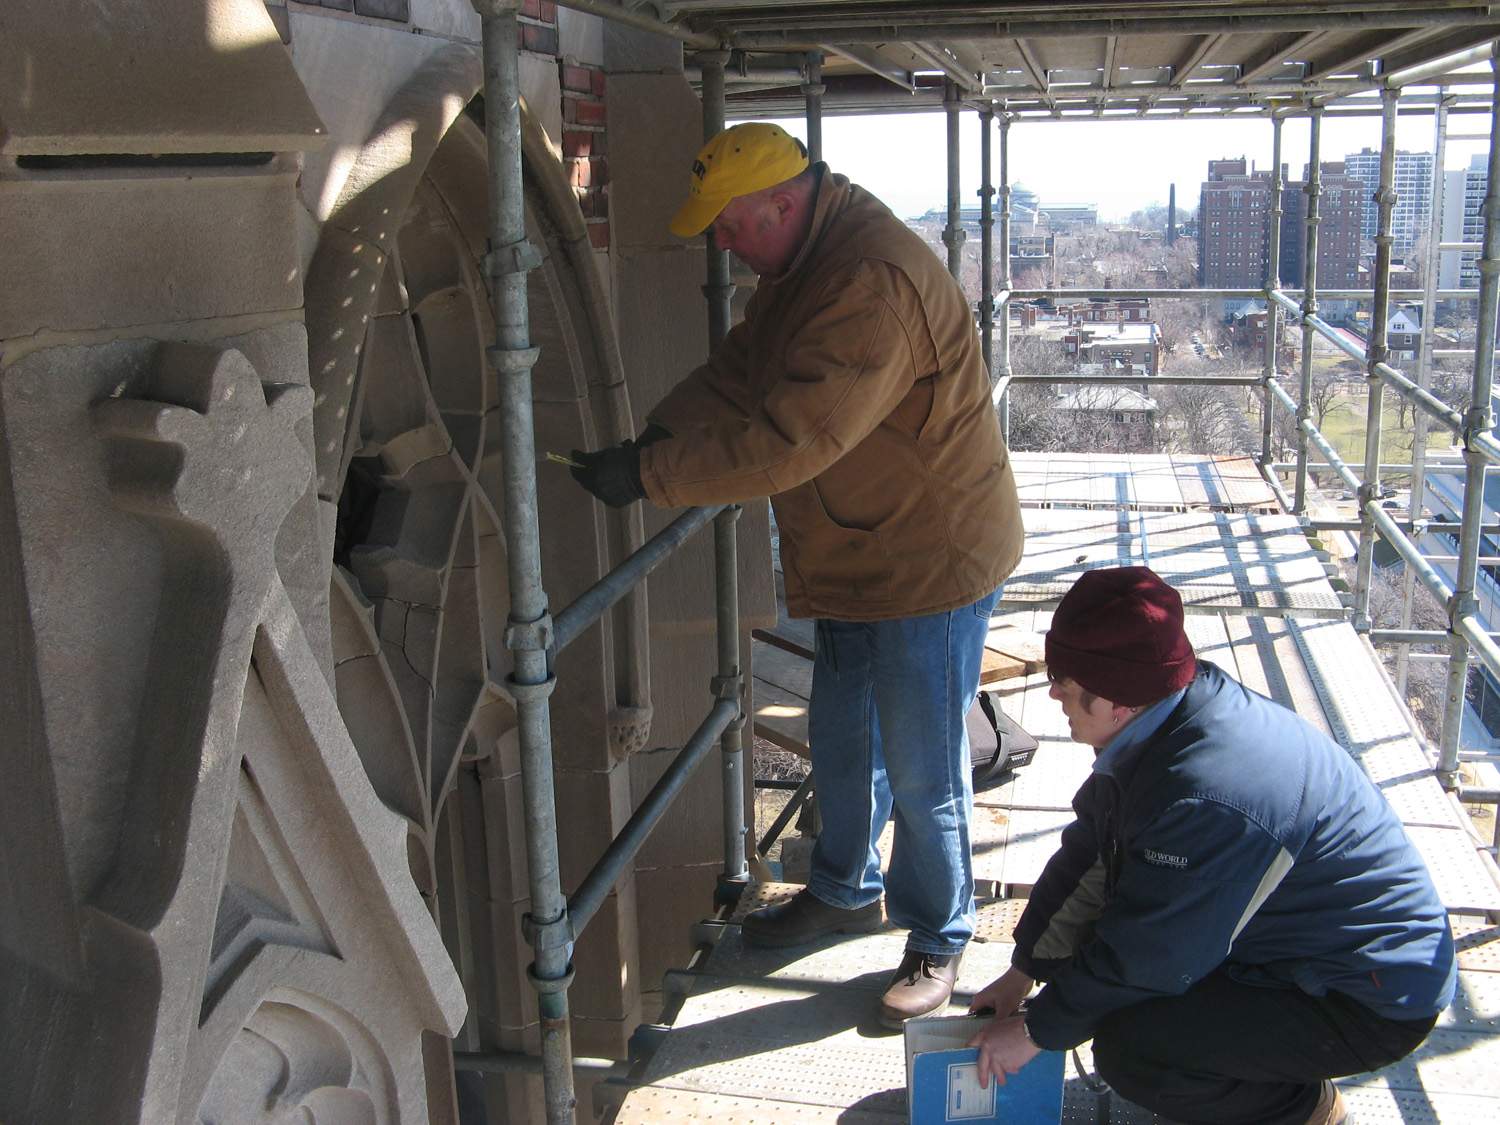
[878, 948, 962, 1029]
[1306, 1079, 1349, 1125]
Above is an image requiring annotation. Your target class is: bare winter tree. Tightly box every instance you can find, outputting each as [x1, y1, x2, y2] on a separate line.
[1156, 381, 1243, 455]
[1358, 561, 1451, 742]
[1006, 383, 1069, 450]
[1306, 367, 1351, 431]
[1431, 362, 1475, 415]
[999, 335, 1069, 449]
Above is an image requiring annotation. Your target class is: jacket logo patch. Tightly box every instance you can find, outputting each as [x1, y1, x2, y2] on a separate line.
[1144, 848, 1188, 869]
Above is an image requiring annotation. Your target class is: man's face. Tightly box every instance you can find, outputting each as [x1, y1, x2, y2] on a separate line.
[1048, 674, 1121, 749]
[710, 193, 790, 276]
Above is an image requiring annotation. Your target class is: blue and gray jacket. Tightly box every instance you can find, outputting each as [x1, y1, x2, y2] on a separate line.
[1015, 661, 1456, 1051]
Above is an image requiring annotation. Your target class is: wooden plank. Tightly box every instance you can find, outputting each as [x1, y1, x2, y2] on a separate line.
[987, 625, 1046, 667]
[753, 638, 813, 700]
[752, 676, 811, 758]
[982, 647, 1027, 684]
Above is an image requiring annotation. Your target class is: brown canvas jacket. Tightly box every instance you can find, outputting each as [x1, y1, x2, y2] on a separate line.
[639, 167, 1023, 621]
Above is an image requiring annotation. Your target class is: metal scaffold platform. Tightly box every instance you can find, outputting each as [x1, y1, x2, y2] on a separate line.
[608, 455, 1500, 1124]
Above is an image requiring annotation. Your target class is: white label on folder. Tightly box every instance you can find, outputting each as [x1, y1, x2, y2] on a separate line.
[945, 1061, 995, 1120]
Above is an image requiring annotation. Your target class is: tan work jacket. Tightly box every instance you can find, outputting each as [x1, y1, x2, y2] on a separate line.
[639, 168, 1023, 621]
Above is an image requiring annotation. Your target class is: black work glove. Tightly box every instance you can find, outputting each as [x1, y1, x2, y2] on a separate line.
[570, 441, 645, 508]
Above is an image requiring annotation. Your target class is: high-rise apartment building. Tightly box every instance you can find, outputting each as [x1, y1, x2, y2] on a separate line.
[1198, 158, 1363, 290]
[1197, 158, 1275, 287]
[1462, 153, 1488, 289]
[1342, 147, 1434, 255]
[1280, 161, 1365, 291]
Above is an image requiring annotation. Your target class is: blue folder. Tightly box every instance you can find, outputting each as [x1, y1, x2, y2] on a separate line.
[905, 1015, 1065, 1124]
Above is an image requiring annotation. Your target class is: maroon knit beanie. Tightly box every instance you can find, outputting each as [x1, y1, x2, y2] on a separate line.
[1045, 566, 1197, 706]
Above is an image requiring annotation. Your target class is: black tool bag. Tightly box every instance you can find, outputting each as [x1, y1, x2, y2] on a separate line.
[965, 690, 1040, 793]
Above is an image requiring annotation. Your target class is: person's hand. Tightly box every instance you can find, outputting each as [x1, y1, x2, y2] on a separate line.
[570, 442, 645, 508]
[968, 966, 1034, 1020]
[966, 1014, 1041, 1090]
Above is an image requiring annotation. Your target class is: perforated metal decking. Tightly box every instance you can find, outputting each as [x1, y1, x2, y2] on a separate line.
[609, 456, 1500, 1124]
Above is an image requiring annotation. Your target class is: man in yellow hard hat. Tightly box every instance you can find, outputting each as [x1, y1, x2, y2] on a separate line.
[570, 121, 1024, 1027]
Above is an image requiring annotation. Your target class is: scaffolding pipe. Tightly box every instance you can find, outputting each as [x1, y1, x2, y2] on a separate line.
[726, 92, 1496, 123]
[694, 50, 750, 906]
[1384, 40, 1500, 88]
[553, 505, 725, 653]
[1370, 504, 1460, 618]
[943, 80, 965, 281]
[714, 503, 749, 894]
[1272, 462, 1427, 472]
[1009, 287, 1471, 302]
[1267, 377, 1361, 492]
[1373, 359, 1466, 435]
[568, 698, 740, 937]
[1262, 116, 1285, 469]
[1354, 89, 1400, 631]
[1294, 108, 1323, 513]
[1312, 519, 1500, 534]
[1010, 374, 1263, 386]
[729, 9, 1496, 49]
[474, 3, 574, 1120]
[1440, 52, 1500, 788]
[996, 113, 1013, 435]
[804, 52, 825, 162]
[701, 51, 734, 348]
[757, 770, 817, 856]
[1260, 462, 1297, 512]
[1266, 296, 1468, 438]
[1458, 610, 1500, 691]
[1016, 287, 1265, 300]
[454, 1052, 627, 1077]
[979, 104, 994, 380]
[1371, 629, 1457, 645]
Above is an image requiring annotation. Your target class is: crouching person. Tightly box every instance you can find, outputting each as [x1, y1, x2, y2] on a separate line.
[967, 566, 1455, 1125]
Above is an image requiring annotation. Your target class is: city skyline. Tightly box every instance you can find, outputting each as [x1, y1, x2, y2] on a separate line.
[766, 110, 1492, 224]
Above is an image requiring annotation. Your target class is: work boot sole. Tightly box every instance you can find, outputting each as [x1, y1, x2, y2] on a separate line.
[877, 990, 954, 1031]
[740, 903, 884, 948]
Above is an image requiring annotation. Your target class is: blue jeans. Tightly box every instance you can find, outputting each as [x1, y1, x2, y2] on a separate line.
[805, 585, 1001, 956]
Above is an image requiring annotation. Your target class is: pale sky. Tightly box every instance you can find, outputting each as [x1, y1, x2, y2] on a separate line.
[767, 109, 1492, 223]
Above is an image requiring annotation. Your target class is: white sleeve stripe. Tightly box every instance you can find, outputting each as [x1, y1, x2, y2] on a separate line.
[1229, 846, 1295, 947]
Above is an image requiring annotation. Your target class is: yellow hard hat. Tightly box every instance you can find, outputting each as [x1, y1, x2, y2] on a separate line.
[668, 122, 810, 238]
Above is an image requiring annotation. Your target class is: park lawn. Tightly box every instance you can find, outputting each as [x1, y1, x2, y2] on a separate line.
[1316, 391, 1408, 470]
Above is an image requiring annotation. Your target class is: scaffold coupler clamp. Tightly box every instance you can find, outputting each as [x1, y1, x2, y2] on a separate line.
[1448, 591, 1479, 635]
[1464, 403, 1496, 453]
[711, 671, 746, 730]
[505, 611, 555, 658]
[471, 0, 523, 17]
[484, 236, 543, 282]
